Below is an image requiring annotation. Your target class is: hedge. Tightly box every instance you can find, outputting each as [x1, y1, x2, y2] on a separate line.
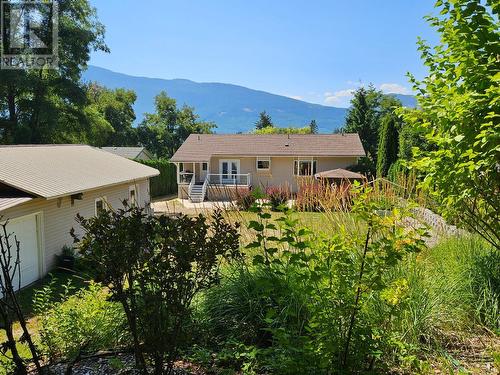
[137, 159, 177, 198]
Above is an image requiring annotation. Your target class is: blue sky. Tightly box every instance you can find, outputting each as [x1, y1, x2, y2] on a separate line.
[89, 0, 439, 107]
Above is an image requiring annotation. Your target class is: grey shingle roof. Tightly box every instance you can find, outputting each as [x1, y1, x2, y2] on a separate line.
[170, 134, 365, 162]
[0, 145, 159, 199]
[101, 146, 152, 159]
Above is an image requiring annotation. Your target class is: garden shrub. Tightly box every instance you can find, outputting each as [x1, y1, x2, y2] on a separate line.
[199, 265, 309, 347]
[265, 185, 290, 210]
[197, 189, 428, 373]
[235, 189, 256, 211]
[74, 205, 241, 375]
[34, 280, 128, 361]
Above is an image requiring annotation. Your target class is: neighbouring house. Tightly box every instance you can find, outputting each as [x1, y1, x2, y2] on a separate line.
[0, 145, 159, 289]
[101, 146, 154, 161]
[170, 133, 365, 202]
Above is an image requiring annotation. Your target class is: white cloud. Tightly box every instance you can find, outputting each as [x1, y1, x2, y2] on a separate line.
[288, 95, 303, 100]
[323, 89, 355, 107]
[379, 83, 409, 95]
[242, 107, 253, 112]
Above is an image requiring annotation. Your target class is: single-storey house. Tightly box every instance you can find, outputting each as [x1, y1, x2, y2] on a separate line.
[0, 145, 159, 289]
[170, 133, 365, 202]
[101, 146, 154, 161]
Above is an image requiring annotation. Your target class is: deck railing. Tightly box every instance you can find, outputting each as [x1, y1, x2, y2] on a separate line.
[207, 173, 251, 186]
[179, 172, 194, 184]
[178, 172, 251, 186]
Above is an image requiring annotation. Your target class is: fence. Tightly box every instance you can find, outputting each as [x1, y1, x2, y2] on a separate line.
[137, 159, 177, 198]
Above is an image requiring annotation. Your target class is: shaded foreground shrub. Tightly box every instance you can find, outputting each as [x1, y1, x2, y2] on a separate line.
[73, 205, 241, 375]
[34, 281, 128, 361]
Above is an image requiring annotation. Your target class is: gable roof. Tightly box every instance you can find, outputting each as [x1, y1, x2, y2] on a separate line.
[170, 134, 365, 162]
[101, 146, 153, 160]
[0, 145, 159, 199]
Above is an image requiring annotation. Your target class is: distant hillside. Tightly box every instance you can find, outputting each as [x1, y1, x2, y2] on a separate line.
[82, 66, 348, 133]
[390, 94, 417, 107]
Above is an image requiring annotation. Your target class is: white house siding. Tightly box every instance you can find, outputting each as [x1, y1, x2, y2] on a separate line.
[0, 179, 150, 275]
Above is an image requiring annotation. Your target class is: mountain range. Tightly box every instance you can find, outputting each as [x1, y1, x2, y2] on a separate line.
[82, 66, 416, 134]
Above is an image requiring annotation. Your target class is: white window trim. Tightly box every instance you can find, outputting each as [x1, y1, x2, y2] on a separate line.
[95, 196, 108, 215]
[202, 162, 208, 171]
[219, 159, 240, 174]
[256, 157, 271, 171]
[294, 159, 317, 176]
[129, 185, 139, 207]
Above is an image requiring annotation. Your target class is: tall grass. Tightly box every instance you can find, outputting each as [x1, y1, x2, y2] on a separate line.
[386, 235, 500, 356]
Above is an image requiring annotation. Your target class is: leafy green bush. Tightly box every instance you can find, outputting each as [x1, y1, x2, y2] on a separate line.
[197, 189, 428, 373]
[33, 281, 128, 361]
[200, 266, 308, 347]
[74, 205, 241, 375]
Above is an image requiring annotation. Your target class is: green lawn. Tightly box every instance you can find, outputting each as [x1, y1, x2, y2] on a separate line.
[224, 209, 364, 243]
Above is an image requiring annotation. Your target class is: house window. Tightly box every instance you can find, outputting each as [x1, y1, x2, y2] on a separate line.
[294, 160, 317, 176]
[129, 186, 138, 207]
[256, 157, 271, 171]
[202, 162, 208, 171]
[179, 163, 184, 172]
[95, 197, 108, 215]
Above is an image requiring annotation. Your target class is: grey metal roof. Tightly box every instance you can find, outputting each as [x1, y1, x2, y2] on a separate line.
[170, 134, 366, 162]
[101, 146, 152, 159]
[0, 145, 160, 199]
[0, 197, 33, 212]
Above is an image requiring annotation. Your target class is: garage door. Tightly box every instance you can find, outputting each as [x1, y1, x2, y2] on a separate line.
[1, 214, 41, 290]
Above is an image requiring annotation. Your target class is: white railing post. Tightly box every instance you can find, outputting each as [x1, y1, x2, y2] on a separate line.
[188, 174, 195, 196]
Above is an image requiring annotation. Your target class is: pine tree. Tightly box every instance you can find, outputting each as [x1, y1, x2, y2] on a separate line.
[255, 111, 273, 130]
[309, 119, 318, 134]
[376, 114, 400, 177]
[342, 86, 381, 159]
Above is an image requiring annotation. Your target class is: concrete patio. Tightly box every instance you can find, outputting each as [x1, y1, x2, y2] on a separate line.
[152, 197, 237, 216]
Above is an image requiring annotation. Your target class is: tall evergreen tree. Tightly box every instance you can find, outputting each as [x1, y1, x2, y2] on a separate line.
[309, 119, 318, 134]
[342, 86, 381, 159]
[376, 114, 400, 177]
[255, 111, 273, 130]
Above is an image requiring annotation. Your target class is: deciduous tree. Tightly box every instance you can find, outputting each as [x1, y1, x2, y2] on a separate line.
[402, 0, 500, 249]
[0, 0, 108, 144]
[137, 91, 215, 158]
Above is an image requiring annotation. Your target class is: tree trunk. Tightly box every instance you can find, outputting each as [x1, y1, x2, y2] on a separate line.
[121, 297, 148, 375]
[1, 312, 27, 375]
